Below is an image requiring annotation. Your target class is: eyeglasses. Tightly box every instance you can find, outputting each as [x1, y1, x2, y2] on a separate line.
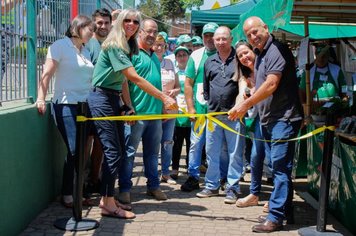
[123, 19, 140, 25]
[141, 29, 158, 36]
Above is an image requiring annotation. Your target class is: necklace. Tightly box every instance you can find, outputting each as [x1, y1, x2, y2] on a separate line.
[68, 37, 89, 65]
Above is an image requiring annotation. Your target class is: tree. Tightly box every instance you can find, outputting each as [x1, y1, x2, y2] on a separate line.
[137, 0, 169, 32]
[160, 0, 185, 22]
[182, 0, 204, 10]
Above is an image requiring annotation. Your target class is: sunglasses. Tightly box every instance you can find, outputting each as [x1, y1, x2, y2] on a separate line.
[123, 19, 140, 25]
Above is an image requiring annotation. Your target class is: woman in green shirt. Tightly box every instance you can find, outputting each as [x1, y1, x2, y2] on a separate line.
[87, 9, 177, 219]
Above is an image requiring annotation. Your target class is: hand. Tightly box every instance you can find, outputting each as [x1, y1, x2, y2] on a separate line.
[187, 107, 197, 121]
[36, 100, 46, 115]
[122, 108, 136, 126]
[165, 89, 177, 98]
[228, 102, 249, 121]
[163, 95, 178, 111]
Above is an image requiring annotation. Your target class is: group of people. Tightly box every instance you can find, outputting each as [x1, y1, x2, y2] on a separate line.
[36, 7, 309, 233]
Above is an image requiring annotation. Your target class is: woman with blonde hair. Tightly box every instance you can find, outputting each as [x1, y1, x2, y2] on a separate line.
[87, 9, 177, 219]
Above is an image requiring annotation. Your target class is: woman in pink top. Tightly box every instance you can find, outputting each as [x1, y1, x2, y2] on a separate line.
[153, 33, 180, 185]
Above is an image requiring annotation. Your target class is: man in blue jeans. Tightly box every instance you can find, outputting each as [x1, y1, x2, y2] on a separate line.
[197, 26, 245, 204]
[180, 22, 218, 192]
[228, 16, 303, 233]
[118, 19, 167, 203]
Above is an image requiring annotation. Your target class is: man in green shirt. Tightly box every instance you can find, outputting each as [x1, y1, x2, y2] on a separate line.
[118, 19, 167, 203]
[180, 22, 219, 192]
[86, 8, 112, 65]
[85, 8, 112, 195]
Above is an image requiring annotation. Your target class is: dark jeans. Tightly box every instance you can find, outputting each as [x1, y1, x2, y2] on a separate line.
[172, 126, 191, 171]
[52, 103, 78, 196]
[262, 120, 302, 224]
[88, 87, 125, 197]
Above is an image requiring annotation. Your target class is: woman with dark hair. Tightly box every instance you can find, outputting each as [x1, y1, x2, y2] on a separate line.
[233, 41, 269, 212]
[87, 9, 177, 219]
[36, 15, 95, 207]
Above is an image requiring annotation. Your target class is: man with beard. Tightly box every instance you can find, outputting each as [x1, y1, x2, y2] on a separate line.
[86, 8, 112, 65]
[85, 8, 112, 194]
[118, 19, 169, 203]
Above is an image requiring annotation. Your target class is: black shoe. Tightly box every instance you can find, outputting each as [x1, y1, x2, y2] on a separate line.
[181, 176, 200, 192]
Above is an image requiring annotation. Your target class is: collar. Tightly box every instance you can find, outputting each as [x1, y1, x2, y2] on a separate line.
[254, 34, 274, 56]
[213, 46, 235, 63]
[138, 41, 154, 56]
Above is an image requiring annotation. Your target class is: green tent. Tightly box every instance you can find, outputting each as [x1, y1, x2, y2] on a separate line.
[232, 0, 356, 43]
[190, 0, 260, 28]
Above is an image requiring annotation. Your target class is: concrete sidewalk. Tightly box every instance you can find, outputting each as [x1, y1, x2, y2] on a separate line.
[21, 146, 352, 236]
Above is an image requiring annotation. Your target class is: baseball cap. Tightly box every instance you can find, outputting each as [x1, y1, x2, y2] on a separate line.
[192, 36, 203, 45]
[202, 22, 219, 35]
[158, 31, 168, 43]
[176, 34, 192, 46]
[174, 46, 189, 55]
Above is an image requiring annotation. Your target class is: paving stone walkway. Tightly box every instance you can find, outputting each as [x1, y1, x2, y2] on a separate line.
[21, 145, 352, 236]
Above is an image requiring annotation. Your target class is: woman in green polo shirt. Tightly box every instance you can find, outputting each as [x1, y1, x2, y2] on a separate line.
[87, 9, 177, 219]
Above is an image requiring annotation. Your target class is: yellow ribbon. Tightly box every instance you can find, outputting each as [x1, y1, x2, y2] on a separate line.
[77, 111, 335, 143]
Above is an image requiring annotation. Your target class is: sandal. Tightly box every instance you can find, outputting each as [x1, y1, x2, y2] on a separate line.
[99, 204, 136, 219]
[115, 200, 132, 211]
[236, 194, 258, 207]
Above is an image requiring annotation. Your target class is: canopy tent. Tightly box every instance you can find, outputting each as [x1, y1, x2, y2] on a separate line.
[232, 0, 356, 42]
[190, 0, 259, 28]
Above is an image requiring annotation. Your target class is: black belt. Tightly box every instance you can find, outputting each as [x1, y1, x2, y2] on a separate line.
[93, 86, 122, 97]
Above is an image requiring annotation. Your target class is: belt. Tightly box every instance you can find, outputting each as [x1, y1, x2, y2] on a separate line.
[93, 86, 122, 97]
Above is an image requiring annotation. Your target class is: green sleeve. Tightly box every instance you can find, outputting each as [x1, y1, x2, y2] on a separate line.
[108, 48, 132, 72]
[185, 57, 196, 80]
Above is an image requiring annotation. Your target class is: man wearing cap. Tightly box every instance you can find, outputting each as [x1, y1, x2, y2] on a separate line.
[197, 26, 245, 204]
[180, 22, 219, 192]
[299, 45, 346, 103]
[228, 16, 303, 233]
[192, 36, 203, 51]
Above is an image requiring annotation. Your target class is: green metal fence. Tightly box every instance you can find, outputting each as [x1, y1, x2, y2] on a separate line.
[0, 0, 122, 106]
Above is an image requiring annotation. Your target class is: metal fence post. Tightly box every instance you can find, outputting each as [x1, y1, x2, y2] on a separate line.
[71, 0, 79, 20]
[27, 0, 37, 103]
[97, 0, 101, 9]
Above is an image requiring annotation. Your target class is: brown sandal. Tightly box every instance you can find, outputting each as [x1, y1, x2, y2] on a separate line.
[99, 204, 136, 219]
[115, 200, 132, 211]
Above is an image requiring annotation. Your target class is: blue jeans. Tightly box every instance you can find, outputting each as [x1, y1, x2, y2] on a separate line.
[161, 118, 176, 176]
[87, 88, 125, 197]
[250, 116, 266, 195]
[52, 103, 77, 196]
[205, 116, 245, 192]
[262, 120, 301, 224]
[119, 120, 162, 192]
[187, 121, 206, 179]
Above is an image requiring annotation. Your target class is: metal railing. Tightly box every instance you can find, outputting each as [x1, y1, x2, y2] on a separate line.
[0, 0, 122, 106]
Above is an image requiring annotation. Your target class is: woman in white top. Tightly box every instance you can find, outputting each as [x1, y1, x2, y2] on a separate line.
[153, 33, 180, 185]
[36, 15, 95, 208]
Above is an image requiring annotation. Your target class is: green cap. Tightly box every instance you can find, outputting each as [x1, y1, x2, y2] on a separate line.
[192, 36, 203, 45]
[174, 46, 189, 55]
[158, 31, 168, 43]
[202, 22, 219, 35]
[176, 34, 192, 46]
